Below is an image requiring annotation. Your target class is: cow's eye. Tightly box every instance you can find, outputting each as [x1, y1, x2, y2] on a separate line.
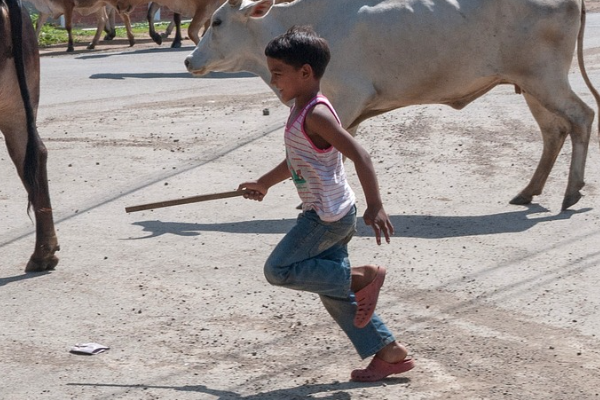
[212, 18, 222, 27]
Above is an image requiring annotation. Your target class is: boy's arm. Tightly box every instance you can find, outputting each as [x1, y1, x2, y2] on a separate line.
[238, 159, 291, 201]
[305, 105, 394, 244]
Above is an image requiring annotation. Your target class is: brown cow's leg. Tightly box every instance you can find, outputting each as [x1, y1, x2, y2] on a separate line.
[34, 13, 48, 39]
[171, 13, 182, 48]
[188, 8, 210, 45]
[64, 6, 74, 52]
[24, 137, 60, 272]
[118, 11, 135, 47]
[88, 7, 108, 49]
[147, 2, 162, 45]
[1, 122, 59, 272]
[104, 6, 116, 40]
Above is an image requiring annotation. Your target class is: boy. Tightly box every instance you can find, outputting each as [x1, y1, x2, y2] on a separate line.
[238, 26, 414, 382]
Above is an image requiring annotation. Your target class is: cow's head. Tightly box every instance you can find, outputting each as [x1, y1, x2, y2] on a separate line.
[184, 0, 278, 77]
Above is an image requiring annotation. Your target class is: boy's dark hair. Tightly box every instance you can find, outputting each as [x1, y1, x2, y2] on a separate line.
[265, 25, 331, 79]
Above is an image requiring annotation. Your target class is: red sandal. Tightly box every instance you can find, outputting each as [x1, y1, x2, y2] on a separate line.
[353, 266, 386, 328]
[351, 357, 415, 382]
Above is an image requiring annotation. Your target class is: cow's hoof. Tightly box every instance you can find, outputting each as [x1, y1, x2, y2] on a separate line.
[151, 33, 162, 45]
[25, 255, 59, 273]
[87, 44, 96, 50]
[171, 40, 181, 49]
[509, 194, 532, 206]
[562, 192, 582, 211]
[67, 46, 74, 53]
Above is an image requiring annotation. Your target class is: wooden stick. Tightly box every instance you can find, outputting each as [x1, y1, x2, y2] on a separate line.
[125, 189, 248, 213]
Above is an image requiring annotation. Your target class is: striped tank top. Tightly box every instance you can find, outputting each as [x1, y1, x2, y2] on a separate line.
[285, 95, 355, 222]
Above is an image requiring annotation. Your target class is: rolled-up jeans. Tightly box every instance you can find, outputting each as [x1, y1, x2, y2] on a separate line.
[264, 205, 395, 359]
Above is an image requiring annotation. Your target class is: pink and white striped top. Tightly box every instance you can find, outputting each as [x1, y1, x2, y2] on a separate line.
[285, 95, 355, 222]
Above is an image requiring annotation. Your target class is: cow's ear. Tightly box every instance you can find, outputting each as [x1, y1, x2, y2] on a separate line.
[243, 0, 275, 18]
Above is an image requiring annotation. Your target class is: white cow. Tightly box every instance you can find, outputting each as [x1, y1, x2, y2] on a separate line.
[185, 0, 600, 210]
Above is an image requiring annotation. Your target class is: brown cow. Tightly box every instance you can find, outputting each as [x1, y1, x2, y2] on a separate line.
[112, 0, 224, 46]
[1, 0, 59, 271]
[29, 0, 135, 52]
[115, 0, 293, 48]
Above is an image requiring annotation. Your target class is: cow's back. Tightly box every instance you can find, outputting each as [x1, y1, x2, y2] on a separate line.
[291, 0, 582, 108]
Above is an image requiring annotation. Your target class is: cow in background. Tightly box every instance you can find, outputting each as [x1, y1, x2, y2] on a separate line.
[185, 0, 600, 211]
[133, 0, 294, 49]
[1, 0, 59, 271]
[113, 0, 224, 46]
[28, 0, 135, 52]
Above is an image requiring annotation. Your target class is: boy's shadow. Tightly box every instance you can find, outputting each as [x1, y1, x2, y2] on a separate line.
[67, 379, 409, 399]
[128, 205, 588, 240]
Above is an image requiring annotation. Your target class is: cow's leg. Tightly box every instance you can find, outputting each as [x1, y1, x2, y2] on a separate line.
[64, 6, 74, 52]
[165, 19, 175, 37]
[188, 8, 211, 45]
[35, 13, 48, 39]
[514, 87, 593, 210]
[510, 94, 569, 206]
[118, 12, 135, 47]
[1, 122, 59, 272]
[87, 7, 108, 49]
[104, 6, 116, 40]
[171, 13, 182, 48]
[147, 2, 162, 45]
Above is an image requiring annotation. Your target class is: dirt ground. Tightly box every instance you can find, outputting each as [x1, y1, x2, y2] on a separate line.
[2, 3, 600, 400]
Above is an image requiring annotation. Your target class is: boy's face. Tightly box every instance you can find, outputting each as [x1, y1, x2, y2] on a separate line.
[267, 57, 309, 104]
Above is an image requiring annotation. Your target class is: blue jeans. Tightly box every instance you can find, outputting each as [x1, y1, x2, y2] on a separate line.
[264, 205, 395, 359]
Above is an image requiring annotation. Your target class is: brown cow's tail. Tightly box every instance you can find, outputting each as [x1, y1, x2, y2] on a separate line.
[578, 0, 600, 145]
[7, 0, 40, 208]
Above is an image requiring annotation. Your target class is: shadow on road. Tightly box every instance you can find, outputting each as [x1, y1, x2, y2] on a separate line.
[0, 271, 51, 287]
[89, 71, 256, 80]
[128, 205, 589, 239]
[67, 378, 409, 399]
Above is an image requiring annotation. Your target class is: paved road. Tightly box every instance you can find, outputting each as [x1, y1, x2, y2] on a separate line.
[2, 11, 600, 400]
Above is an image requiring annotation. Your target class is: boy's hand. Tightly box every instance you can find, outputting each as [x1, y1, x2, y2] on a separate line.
[238, 181, 268, 202]
[363, 205, 394, 245]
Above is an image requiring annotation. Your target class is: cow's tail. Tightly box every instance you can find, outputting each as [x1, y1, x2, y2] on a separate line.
[7, 0, 40, 208]
[577, 0, 600, 144]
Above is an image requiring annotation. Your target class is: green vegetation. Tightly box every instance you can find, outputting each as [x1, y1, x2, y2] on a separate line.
[31, 12, 189, 47]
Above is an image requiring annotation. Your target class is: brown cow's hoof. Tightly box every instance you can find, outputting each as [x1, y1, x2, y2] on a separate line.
[509, 194, 532, 206]
[87, 43, 96, 50]
[151, 33, 163, 45]
[25, 254, 59, 273]
[562, 192, 582, 211]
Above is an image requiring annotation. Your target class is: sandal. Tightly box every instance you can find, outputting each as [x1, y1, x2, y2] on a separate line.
[351, 357, 414, 382]
[353, 266, 386, 328]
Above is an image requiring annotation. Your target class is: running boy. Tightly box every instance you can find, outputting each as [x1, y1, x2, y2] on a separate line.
[238, 26, 414, 382]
